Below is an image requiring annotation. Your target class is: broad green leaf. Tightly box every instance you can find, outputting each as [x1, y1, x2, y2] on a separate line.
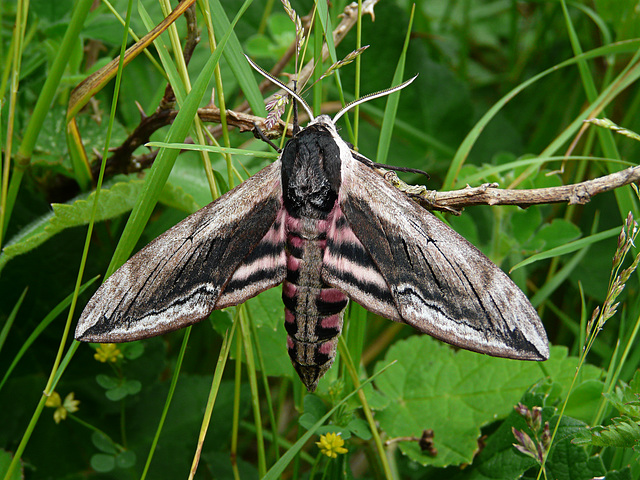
[31, 0, 75, 22]
[347, 417, 371, 440]
[244, 14, 295, 60]
[299, 395, 351, 438]
[525, 219, 582, 252]
[603, 370, 640, 418]
[33, 105, 127, 175]
[451, 391, 587, 480]
[104, 379, 142, 401]
[546, 438, 606, 480]
[373, 336, 601, 466]
[511, 206, 543, 246]
[105, 386, 130, 402]
[573, 416, 640, 449]
[124, 379, 142, 395]
[244, 34, 274, 59]
[114, 450, 137, 469]
[301, 394, 326, 423]
[122, 342, 145, 360]
[0, 176, 199, 271]
[565, 379, 607, 423]
[96, 374, 119, 389]
[0, 450, 23, 480]
[602, 467, 634, 480]
[90, 453, 115, 473]
[91, 431, 118, 455]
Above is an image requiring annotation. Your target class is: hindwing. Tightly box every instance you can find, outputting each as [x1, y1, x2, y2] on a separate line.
[322, 206, 400, 322]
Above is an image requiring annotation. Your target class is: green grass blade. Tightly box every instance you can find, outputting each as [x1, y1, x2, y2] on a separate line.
[262, 361, 396, 480]
[344, 303, 366, 392]
[210, 0, 266, 116]
[443, 40, 640, 189]
[315, 0, 356, 142]
[0, 287, 27, 355]
[146, 141, 279, 158]
[511, 226, 620, 272]
[375, 4, 415, 165]
[559, 0, 637, 223]
[238, 306, 267, 476]
[6, 0, 94, 205]
[0, 279, 98, 392]
[315, 0, 337, 64]
[140, 327, 192, 480]
[188, 323, 237, 478]
[106, 0, 254, 276]
[137, 0, 188, 103]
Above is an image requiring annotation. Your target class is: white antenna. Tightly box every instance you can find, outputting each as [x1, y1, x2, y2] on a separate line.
[246, 55, 418, 128]
[332, 75, 418, 124]
[245, 55, 315, 121]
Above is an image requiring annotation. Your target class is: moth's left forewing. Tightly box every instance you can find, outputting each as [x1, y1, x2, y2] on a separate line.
[76, 160, 286, 343]
[336, 145, 549, 361]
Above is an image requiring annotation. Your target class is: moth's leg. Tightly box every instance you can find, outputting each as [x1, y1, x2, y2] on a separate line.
[252, 122, 282, 153]
[351, 150, 430, 180]
[371, 162, 430, 179]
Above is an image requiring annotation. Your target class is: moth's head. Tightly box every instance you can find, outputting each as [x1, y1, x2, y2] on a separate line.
[307, 114, 339, 137]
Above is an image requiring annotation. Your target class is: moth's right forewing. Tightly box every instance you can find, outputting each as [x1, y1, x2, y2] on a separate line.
[339, 159, 549, 361]
[76, 160, 285, 343]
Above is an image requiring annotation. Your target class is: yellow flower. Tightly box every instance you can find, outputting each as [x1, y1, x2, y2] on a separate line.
[46, 392, 80, 424]
[316, 432, 348, 458]
[94, 343, 123, 363]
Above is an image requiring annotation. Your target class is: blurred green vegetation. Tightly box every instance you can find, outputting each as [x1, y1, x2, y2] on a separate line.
[1, 0, 640, 478]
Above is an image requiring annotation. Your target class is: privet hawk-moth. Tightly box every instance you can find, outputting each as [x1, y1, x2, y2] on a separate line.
[75, 58, 548, 392]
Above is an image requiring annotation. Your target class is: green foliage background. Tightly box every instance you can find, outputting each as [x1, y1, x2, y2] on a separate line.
[1, 0, 640, 478]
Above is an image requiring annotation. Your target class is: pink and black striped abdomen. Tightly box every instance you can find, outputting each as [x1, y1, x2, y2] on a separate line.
[283, 214, 348, 392]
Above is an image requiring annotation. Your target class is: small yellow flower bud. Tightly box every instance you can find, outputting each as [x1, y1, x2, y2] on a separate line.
[46, 392, 80, 424]
[316, 432, 348, 458]
[94, 343, 123, 363]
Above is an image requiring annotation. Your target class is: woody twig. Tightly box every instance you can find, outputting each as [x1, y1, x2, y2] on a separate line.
[380, 166, 640, 215]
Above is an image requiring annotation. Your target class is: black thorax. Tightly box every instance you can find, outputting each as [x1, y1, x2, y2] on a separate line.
[281, 124, 342, 219]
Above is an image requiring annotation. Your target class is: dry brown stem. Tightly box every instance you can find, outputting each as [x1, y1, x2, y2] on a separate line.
[380, 166, 640, 215]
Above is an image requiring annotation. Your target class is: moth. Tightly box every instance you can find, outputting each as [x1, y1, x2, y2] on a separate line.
[76, 57, 549, 392]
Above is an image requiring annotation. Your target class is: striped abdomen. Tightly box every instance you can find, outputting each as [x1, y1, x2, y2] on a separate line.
[283, 213, 348, 392]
